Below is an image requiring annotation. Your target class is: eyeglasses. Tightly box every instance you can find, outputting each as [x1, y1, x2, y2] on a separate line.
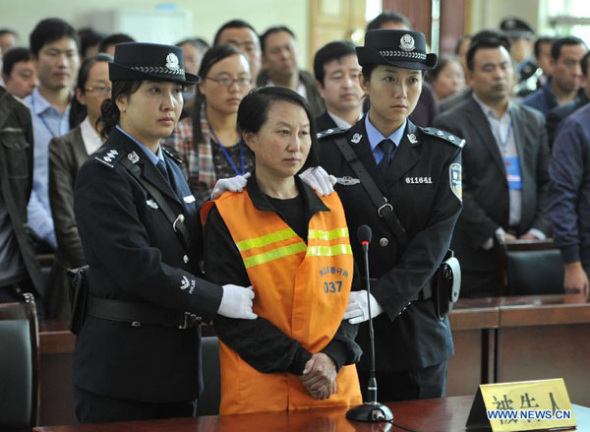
[85, 85, 111, 95]
[206, 77, 252, 87]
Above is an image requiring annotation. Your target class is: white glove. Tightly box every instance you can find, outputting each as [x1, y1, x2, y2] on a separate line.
[211, 172, 251, 199]
[343, 290, 384, 324]
[299, 167, 337, 196]
[218, 284, 257, 319]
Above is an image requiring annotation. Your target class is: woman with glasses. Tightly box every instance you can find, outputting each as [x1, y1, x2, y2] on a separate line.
[46, 53, 112, 319]
[162, 44, 254, 205]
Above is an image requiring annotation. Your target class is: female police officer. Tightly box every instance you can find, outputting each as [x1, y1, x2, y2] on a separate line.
[321, 30, 463, 401]
[73, 42, 256, 423]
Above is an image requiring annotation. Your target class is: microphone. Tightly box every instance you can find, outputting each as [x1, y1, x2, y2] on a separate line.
[346, 225, 394, 423]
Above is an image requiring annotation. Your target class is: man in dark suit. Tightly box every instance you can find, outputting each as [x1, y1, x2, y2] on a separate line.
[435, 36, 550, 297]
[321, 29, 463, 402]
[313, 41, 363, 132]
[256, 26, 324, 117]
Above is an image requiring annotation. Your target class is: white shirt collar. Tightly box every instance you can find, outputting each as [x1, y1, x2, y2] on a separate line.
[80, 117, 104, 156]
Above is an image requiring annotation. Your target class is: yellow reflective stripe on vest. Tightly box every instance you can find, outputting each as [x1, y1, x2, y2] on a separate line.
[307, 244, 352, 257]
[308, 228, 349, 241]
[243, 242, 307, 268]
[236, 228, 298, 252]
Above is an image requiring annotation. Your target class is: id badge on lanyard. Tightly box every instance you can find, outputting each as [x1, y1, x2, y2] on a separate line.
[504, 157, 522, 190]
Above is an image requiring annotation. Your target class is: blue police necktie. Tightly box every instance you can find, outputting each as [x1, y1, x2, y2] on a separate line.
[156, 159, 172, 185]
[378, 139, 396, 176]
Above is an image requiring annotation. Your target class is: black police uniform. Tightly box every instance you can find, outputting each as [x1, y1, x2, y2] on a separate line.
[73, 127, 223, 421]
[319, 117, 463, 401]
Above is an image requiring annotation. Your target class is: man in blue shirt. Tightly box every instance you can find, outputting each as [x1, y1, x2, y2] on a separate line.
[24, 18, 80, 250]
[523, 36, 587, 116]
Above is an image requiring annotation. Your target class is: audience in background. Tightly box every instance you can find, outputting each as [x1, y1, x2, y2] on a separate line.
[0, 8, 587, 313]
[257, 25, 325, 117]
[214, 19, 261, 82]
[1, 47, 37, 100]
[546, 51, 590, 146]
[455, 34, 472, 82]
[313, 41, 363, 131]
[98, 33, 134, 56]
[162, 45, 254, 204]
[534, 36, 556, 86]
[47, 54, 111, 319]
[434, 35, 550, 297]
[77, 28, 105, 59]
[0, 29, 19, 54]
[0, 82, 45, 308]
[548, 103, 590, 299]
[426, 54, 465, 102]
[500, 17, 540, 97]
[24, 18, 80, 252]
[176, 37, 210, 118]
[523, 36, 588, 116]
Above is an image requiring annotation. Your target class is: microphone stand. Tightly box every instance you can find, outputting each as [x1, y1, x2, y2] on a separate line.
[346, 238, 394, 422]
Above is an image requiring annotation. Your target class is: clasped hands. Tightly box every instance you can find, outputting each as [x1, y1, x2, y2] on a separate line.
[300, 353, 337, 400]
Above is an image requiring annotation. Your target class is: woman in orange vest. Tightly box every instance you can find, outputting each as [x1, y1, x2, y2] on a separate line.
[201, 86, 362, 414]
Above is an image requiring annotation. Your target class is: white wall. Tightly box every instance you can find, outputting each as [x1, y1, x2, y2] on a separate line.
[0, 0, 311, 64]
[470, 0, 541, 34]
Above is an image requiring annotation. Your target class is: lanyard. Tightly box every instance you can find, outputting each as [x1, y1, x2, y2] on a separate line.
[30, 92, 62, 139]
[209, 124, 245, 176]
[497, 119, 512, 154]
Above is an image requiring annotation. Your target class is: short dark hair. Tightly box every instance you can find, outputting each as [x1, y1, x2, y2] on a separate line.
[213, 19, 259, 46]
[260, 26, 296, 54]
[0, 29, 18, 39]
[466, 32, 511, 71]
[550, 36, 587, 61]
[29, 18, 79, 57]
[533, 36, 556, 60]
[454, 34, 471, 55]
[77, 28, 106, 58]
[176, 37, 210, 54]
[2, 47, 31, 77]
[238, 87, 320, 170]
[582, 51, 590, 77]
[69, 53, 113, 129]
[313, 41, 357, 85]
[366, 11, 411, 31]
[426, 54, 461, 83]
[99, 33, 135, 53]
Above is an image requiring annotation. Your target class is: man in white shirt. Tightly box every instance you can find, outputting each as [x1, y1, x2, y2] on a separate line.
[313, 41, 364, 131]
[24, 18, 80, 250]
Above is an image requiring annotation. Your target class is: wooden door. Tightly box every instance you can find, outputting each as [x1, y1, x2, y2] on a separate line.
[308, 0, 367, 70]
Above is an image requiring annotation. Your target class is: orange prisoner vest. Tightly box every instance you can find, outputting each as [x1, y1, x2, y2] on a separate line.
[203, 189, 362, 414]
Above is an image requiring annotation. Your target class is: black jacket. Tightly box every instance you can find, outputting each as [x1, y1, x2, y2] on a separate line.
[319, 116, 462, 372]
[434, 98, 550, 274]
[0, 87, 44, 295]
[315, 111, 339, 132]
[73, 128, 223, 403]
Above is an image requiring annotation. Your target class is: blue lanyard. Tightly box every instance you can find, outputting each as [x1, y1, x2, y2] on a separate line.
[31, 92, 62, 138]
[209, 124, 245, 176]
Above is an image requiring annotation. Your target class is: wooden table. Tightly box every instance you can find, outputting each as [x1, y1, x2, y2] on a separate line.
[33, 395, 590, 432]
[36, 294, 590, 426]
